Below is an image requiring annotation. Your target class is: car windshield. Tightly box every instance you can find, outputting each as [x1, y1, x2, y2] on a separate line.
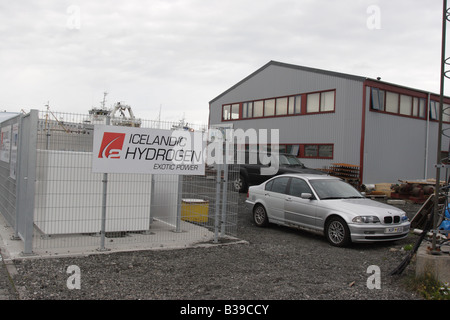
[279, 155, 305, 167]
[309, 179, 364, 200]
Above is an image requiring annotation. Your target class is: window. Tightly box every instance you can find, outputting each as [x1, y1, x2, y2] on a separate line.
[264, 99, 275, 117]
[444, 104, 450, 122]
[412, 98, 419, 117]
[385, 92, 399, 113]
[371, 88, 385, 111]
[245, 143, 333, 159]
[318, 145, 333, 158]
[306, 91, 335, 113]
[370, 86, 429, 120]
[301, 144, 334, 159]
[268, 177, 290, 194]
[242, 102, 253, 118]
[320, 91, 335, 112]
[222, 104, 240, 120]
[221, 89, 335, 121]
[253, 100, 264, 118]
[399, 95, 412, 115]
[286, 144, 300, 156]
[306, 93, 320, 113]
[419, 98, 426, 118]
[429, 101, 450, 122]
[430, 101, 438, 120]
[265, 179, 274, 191]
[223, 105, 231, 120]
[288, 178, 312, 197]
[231, 104, 239, 119]
[304, 145, 318, 157]
[276, 97, 288, 116]
[289, 95, 301, 114]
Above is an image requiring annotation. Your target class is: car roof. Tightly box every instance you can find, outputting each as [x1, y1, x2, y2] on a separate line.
[275, 173, 339, 181]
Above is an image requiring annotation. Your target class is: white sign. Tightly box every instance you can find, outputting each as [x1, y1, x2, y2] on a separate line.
[92, 125, 205, 175]
[0, 125, 11, 163]
[10, 123, 19, 179]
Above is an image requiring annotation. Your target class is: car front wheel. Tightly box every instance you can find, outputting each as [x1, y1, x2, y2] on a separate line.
[253, 204, 269, 227]
[325, 216, 351, 247]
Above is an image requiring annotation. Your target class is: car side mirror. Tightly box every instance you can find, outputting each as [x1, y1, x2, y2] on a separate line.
[301, 193, 313, 200]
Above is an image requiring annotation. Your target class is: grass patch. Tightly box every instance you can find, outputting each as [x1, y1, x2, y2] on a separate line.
[406, 272, 450, 300]
[403, 244, 414, 251]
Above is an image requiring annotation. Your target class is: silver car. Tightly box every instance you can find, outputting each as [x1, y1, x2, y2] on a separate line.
[245, 174, 410, 246]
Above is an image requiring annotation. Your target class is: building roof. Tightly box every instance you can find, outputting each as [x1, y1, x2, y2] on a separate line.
[209, 60, 445, 104]
[0, 112, 19, 122]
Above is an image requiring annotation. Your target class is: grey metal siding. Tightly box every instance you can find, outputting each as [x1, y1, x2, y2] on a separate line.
[363, 86, 450, 184]
[210, 61, 450, 185]
[209, 63, 365, 170]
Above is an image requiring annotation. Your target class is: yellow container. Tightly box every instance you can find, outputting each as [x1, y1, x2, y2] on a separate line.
[181, 199, 209, 223]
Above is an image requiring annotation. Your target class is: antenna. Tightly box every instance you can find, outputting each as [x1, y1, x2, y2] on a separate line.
[101, 92, 108, 109]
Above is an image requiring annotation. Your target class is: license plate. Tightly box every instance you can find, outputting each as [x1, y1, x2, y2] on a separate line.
[385, 227, 403, 234]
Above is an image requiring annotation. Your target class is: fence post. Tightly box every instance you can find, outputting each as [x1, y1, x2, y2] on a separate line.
[19, 110, 38, 255]
[13, 114, 23, 240]
[98, 116, 110, 251]
[175, 175, 183, 233]
[214, 163, 222, 243]
[220, 159, 228, 237]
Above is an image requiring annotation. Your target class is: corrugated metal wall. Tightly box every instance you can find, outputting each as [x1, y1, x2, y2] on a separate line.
[209, 62, 450, 185]
[209, 63, 365, 170]
[363, 86, 450, 184]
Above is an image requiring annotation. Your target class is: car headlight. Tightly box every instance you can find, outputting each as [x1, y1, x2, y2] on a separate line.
[352, 216, 381, 224]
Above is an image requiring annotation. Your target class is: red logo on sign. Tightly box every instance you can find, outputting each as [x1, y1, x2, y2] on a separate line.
[98, 132, 125, 159]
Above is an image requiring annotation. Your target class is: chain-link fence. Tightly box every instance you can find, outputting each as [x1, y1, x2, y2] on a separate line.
[0, 110, 239, 255]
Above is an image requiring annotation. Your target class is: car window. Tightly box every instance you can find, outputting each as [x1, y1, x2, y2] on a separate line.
[265, 180, 274, 191]
[267, 177, 289, 194]
[279, 155, 289, 165]
[288, 178, 312, 197]
[309, 179, 364, 199]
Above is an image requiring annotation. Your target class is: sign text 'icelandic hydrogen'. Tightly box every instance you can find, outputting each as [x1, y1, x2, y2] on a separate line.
[93, 125, 205, 175]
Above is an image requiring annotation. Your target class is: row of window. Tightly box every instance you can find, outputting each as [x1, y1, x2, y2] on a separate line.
[222, 89, 336, 121]
[370, 87, 450, 122]
[244, 143, 334, 159]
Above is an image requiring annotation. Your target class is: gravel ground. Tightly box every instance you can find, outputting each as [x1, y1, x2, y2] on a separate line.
[8, 194, 424, 301]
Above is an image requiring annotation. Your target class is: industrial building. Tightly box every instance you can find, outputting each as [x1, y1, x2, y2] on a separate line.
[208, 60, 450, 186]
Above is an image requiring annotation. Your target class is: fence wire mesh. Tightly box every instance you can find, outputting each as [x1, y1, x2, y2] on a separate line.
[0, 114, 20, 230]
[1, 110, 239, 254]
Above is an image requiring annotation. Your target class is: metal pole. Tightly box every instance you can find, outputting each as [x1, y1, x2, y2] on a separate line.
[150, 174, 155, 225]
[175, 175, 183, 233]
[22, 110, 38, 255]
[220, 150, 229, 237]
[214, 163, 222, 243]
[425, 93, 431, 179]
[13, 114, 23, 240]
[98, 115, 110, 251]
[433, 0, 447, 253]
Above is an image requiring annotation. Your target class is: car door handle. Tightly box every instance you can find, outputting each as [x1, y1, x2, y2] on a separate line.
[285, 197, 292, 202]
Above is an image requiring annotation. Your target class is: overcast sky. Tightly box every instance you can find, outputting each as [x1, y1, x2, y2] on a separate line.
[0, 0, 448, 126]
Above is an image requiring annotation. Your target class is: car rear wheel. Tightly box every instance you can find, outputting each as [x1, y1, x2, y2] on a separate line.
[325, 216, 351, 247]
[253, 204, 269, 227]
[233, 174, 248, 193]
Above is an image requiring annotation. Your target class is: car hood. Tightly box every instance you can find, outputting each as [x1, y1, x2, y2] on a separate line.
[321, 198, 406, 217]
